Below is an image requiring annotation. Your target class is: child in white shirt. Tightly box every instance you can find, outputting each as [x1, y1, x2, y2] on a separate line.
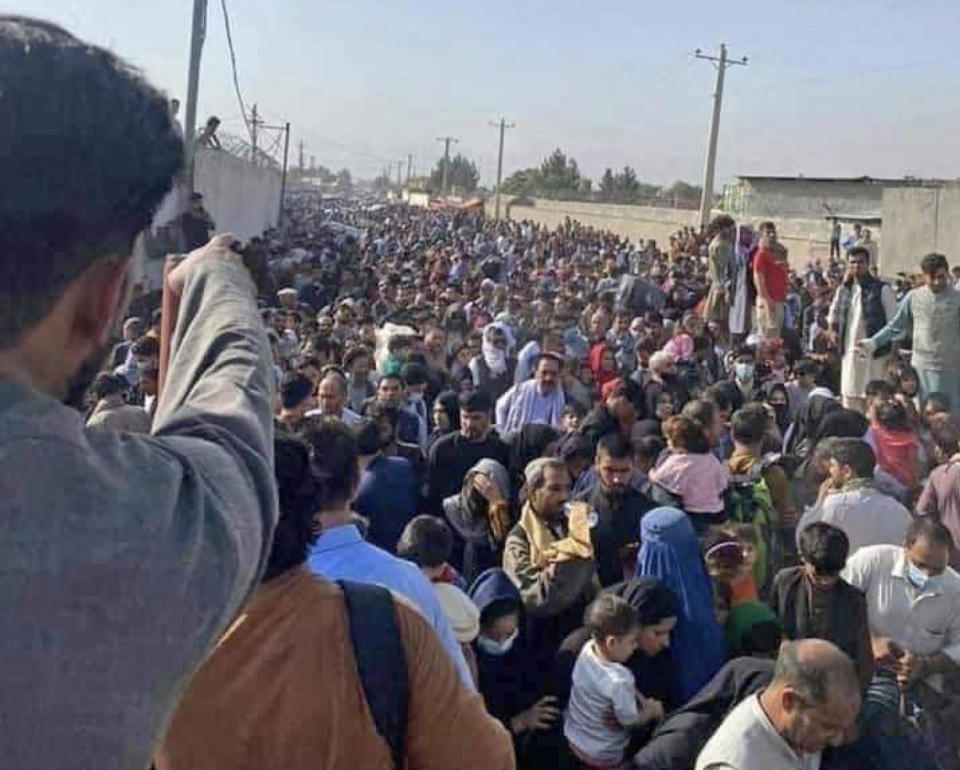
[564, 594, 664, 767]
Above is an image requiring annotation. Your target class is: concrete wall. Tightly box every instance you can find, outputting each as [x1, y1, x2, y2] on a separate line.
[882, 185, 960, 275]
[194, 148, 282, 241]
[725, 178, 885, 220]
[491, 196, 861, 266]
[134, 148, 282, 289]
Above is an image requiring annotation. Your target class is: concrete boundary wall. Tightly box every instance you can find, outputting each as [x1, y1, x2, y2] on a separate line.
[488, 196, 859, 266]
[882, 186, 960, 276]
[194, 148, 282, 242]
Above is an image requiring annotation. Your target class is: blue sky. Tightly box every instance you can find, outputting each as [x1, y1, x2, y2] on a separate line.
[16, 0, 960, 185]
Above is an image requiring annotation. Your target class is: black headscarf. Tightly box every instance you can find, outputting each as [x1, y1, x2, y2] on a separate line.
[611, 577, 679, 626]
[431, 390, 461, 432]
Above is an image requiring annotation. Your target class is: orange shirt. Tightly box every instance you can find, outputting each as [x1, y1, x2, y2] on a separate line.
[155, 568, 514, 770]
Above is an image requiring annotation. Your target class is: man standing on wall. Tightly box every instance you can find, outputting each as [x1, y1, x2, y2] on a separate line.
[753, 221, 789, 340]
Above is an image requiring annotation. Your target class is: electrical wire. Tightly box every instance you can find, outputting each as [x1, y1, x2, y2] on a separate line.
[219, 0, 252, 141]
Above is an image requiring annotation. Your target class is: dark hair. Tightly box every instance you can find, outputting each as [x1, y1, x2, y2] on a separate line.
[281, 372, 314, 410]
[354, 418, 383, 456]
[847, 246, 870, 262]
[459, 389, 493, 414]
[682, 398, 717, 429]
[875, 400, 910, 432]
[91, 371, 129, 400]
[799, 523, 850, 574]
[585, 593, 639, 641]
[264, 435, 319, 581]
[704, 383, 734, 413]
[814, 408, 869, 443]
[535, 352, 564, 370]
[400, 362, 429, 387]
[378, 372, 404, 388]
[906, 517, 955, 551]
[921, 253, 949, 276]
[634, 435, 665, 462]
[130, 335, 160, 358]
[731, 404, 768, 444]
[302, 419, 360, 508]
[556, 432, 595, 462]
[343, 345, 372, 368]
[0, 17, 183, 347]
[396, 515, 453, 568]
[597, 432, 633, 461]
[793, 359, 817, 377]
[929, 413, 960, 455]
[829, 438, 875, 479]
[865, 379, 895, 400]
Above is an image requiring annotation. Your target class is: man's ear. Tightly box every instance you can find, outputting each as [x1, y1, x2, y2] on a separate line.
[71, 258, 131, 348]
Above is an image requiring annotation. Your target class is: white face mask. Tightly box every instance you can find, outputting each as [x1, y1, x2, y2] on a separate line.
[408, 392, 424, 403]
[476, 628, 518, 656]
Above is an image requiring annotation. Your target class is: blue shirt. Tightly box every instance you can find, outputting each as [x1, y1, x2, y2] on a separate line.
[353, 455, 419, 553]
[307, 523, 474, 687]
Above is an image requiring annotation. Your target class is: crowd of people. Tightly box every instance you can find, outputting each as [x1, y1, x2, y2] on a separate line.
[7, 14, 960, 770]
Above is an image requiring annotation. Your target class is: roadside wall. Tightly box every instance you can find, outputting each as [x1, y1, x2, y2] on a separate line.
[136, 148, 282, 289]
[194, 147, 282, 241]
[882, 186, 960, 276]
[490, 197, 859, 266]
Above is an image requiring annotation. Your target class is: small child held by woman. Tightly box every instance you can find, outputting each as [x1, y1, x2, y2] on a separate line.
[564, 594, 664, 768]
[649, 415, 730, 533]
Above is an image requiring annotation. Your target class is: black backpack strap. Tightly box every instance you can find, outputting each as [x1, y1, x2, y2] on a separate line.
[338, 580, 409, 769]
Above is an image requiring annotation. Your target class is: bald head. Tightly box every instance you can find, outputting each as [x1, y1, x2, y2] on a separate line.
[773, 639, 859, 704]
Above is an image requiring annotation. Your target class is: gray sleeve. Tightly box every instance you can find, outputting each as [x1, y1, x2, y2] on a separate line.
[150, 258, 278, 607]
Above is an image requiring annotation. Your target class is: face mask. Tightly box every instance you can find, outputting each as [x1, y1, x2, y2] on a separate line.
[408, 392, 424, 404]
[476, 628, 518, 656]
[906, 561, 939, 592]
[735, 362, 755, 381]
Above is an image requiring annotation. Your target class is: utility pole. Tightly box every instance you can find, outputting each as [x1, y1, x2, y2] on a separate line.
[489, 118, 515, 222]
[278, 122, 291, 225]
[396, 160, 403, 187]
[406, 154, 413, 187]
[436, 136, 459, 197]
[298, 140, 305, 173]
[249, 103, 261, 164]
[694, 43, 748, 231]
[183, 0, 209, 191]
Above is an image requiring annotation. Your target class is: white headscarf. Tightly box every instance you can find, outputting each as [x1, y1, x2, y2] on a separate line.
[481, 322, 515, 376]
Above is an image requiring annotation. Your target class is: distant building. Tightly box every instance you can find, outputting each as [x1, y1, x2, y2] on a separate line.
[722, 175, 931, 221]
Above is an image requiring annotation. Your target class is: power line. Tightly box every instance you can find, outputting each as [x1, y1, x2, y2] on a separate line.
[218, 0, 252, 142]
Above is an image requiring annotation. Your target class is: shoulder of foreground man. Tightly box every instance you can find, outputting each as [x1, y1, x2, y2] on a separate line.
[394, 597, 515, 770]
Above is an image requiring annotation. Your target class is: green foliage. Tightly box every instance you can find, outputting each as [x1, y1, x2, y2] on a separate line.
[430, 154, 480, 194]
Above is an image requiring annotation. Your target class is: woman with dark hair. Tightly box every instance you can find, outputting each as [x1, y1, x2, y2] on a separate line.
[426, 390, 460, 455]
[762, 381, 791, 441]
[555, 578, 680, 715]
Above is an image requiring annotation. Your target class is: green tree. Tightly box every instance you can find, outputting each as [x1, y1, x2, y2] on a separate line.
[501, 167, 540, 195]
[334, 168, 352, 191]
[537, 148, 581, 199]
[430, 153, 480, 194]
[599, 168, 617, 202]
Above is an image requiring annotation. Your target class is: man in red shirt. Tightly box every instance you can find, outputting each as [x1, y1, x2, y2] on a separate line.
[753, 221, 789, 339]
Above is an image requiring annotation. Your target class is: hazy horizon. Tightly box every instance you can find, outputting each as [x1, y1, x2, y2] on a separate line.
[19, 0, 960, 187]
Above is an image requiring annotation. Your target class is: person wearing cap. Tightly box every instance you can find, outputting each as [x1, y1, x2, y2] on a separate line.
[496, 353, 567, 434]
[503, 457, 597, 667]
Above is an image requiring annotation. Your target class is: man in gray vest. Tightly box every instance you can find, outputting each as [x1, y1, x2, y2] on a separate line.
[859, 253, 960, 417]
[0, 17, 277, 768]
[828, 246, 897, 412]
